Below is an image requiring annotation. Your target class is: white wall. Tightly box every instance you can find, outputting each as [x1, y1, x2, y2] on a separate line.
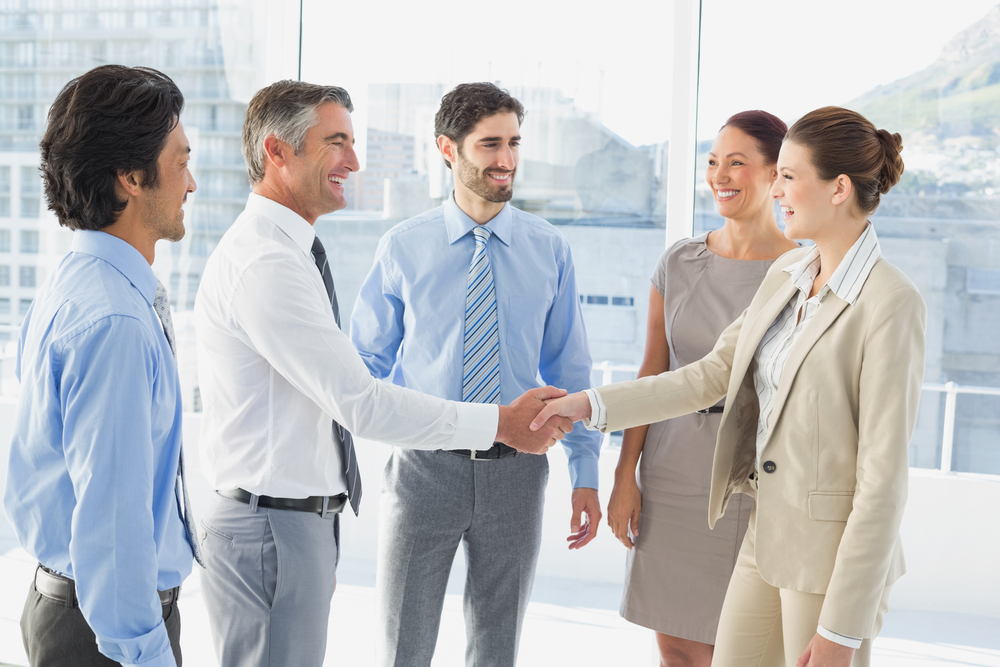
[1, 400, 997, 617]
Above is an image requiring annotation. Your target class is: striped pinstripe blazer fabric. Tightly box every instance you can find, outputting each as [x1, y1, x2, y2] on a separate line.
[595, 245, 927, 640]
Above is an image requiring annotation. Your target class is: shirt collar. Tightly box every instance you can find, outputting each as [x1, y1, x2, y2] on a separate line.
[783, 223, 882, 306]
[245, 192, 316, 257]
[70, 230, 158, 306]
[444, 192, 512, 247]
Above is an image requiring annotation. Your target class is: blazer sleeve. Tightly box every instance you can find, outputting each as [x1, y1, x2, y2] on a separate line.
[819, 285, 926, 638]
[594, 308, 745, 433]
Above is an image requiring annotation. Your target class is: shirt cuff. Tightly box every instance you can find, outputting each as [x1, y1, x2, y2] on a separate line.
[817, 624, 863, 649]
[454, 402, 501, 450]
[582, 388, 607, 431]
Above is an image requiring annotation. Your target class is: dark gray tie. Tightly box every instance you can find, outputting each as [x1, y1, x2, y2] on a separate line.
[312, 236, 362, 516]
[153, 281, 205, 567]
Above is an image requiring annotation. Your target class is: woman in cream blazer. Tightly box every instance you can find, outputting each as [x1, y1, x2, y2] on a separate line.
[533, 107, 926, 667]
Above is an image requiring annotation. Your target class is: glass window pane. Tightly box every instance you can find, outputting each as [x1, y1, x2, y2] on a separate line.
[302, 0, 679, 380]
[698, 0, 1000, 474]
[19, 230, 37, 253]
[18, 265, 34, 288]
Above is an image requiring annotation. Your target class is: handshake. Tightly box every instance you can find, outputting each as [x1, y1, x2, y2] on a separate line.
[494, 386, 592, 454]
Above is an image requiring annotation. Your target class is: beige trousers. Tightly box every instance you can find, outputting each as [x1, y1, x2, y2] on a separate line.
[712, 517, 891, 667]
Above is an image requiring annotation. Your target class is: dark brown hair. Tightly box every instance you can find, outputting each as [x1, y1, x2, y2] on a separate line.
[434, 83, 525, 170]
[720, 110, 787, 164]
[40, 65, 184, 230]
[786, 106, 904, 214]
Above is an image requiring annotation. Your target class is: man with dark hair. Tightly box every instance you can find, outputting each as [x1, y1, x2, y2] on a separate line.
[194, 79, 570, 667]
[4, 64, 198, 667]
[351, 81, 602, 667]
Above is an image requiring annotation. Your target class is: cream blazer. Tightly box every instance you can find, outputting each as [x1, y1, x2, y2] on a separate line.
[596, 247, 926, 639]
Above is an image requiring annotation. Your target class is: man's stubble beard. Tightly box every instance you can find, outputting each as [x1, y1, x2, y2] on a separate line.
[455, 152, 514, 204]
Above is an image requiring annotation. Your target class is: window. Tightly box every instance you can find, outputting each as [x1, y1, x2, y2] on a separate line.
[0, 298, 9, 314]
[18, 298, 31, 315]
[698, 0, 1000, 474]
[19, 197, 38, 217]
[19, 265, 35, 287]
[301, 0, 685, 370]
[0, 231, 9, 253]
[19, 230, 38, 253]
[0, 265, 9, 286]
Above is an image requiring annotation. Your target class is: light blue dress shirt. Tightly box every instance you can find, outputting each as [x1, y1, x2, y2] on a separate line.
[351, 196, 601, 488]
[4, 230, 191, 667]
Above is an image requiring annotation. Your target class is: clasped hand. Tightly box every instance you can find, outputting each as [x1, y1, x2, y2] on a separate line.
[496, 386, 576, 454]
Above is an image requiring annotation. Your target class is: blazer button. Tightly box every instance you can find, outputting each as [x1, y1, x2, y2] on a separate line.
[763, 461, 777, 474]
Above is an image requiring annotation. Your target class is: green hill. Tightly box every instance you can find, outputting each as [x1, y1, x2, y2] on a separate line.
[848, 4, 1000, 140]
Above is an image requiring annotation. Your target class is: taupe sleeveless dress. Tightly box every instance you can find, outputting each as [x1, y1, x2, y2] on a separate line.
[620, 233, 774, 643]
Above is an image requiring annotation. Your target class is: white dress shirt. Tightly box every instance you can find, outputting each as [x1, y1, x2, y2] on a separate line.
[585, 224, 882, 649]
[196, 194, 498, 499]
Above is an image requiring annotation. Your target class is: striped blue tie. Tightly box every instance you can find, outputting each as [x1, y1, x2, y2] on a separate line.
[463, 226, 501, 404]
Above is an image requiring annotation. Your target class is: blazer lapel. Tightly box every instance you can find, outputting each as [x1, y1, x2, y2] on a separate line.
[727, 278, 798, 395]
[763, 293, 849, 447]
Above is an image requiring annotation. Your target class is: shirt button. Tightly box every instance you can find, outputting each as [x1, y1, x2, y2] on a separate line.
[763, 460, 777, 474]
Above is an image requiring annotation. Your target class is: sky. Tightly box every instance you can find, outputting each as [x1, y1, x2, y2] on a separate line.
[299, 0, 1000, 147]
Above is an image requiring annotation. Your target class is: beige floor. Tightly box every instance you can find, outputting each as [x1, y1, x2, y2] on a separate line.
[2, 546, 998, 667]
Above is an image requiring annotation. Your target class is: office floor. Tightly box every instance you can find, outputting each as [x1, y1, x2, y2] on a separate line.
[1, 545, 998, 667]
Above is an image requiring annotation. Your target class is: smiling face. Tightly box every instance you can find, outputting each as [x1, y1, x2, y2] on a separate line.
[284, 102, 360, 221]
[706, 126, 777, 223]
[771, 140, 841, 242]
[139, 120, 196, 243]
[452, 112, 520, 205]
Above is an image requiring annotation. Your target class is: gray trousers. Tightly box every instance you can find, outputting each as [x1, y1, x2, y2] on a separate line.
[376, 449, 549, 667]
[200, 495, 340, 667]
[20, 580, 181, 667]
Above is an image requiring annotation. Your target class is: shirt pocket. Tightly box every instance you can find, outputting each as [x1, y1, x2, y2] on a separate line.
[807, 491, 854, 522]
[506, 296, 550, 361]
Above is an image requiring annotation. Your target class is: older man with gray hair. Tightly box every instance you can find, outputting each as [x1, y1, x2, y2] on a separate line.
[194, 80, 572, 667]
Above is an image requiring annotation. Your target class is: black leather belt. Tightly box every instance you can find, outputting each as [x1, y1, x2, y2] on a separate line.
[447, 442, 516, 460]
[34, 565, 177, 607]
[696, 406, 725, 414]
[218, 488, 348, 515]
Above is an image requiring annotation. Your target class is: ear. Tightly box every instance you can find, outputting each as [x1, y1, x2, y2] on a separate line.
[768, 165, 778, 182]
[437, 134, 457, 169]
[263, 135, 290, 170]
[116, 169, 144, 199]
[830, 174, 853, 206]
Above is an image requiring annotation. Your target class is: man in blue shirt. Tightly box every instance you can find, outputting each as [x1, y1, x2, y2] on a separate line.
[351, 82, 602, 667]
[4, 65, 198, 667]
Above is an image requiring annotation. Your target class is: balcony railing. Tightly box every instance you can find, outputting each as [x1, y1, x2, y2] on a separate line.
[593, 361, 1000, 476]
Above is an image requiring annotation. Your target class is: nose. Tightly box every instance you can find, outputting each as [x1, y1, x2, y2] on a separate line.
[497, 145, 516, 171]
[770, 179, 782, 199]
[715, 163, 729, 180]
[345, 142, 361, 172]
[188, 169, 197, 194]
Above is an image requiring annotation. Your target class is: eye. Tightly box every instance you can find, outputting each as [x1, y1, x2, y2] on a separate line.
[708, 159, 717, 166]
[483, 142, 498, 148]
[783, 174, 793, 180]
[732, 160, 744, 166]
[510, 141, 520, 148]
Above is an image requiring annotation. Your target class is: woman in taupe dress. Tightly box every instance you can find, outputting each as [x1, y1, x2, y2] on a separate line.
[606, 111, 799, 666]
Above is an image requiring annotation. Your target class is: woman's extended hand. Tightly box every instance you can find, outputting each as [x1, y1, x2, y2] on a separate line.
[529, 391, 591, 430]
[607, 475, 642, 549]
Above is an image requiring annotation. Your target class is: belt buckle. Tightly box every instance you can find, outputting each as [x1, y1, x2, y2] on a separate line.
[470, 449, 480, 460]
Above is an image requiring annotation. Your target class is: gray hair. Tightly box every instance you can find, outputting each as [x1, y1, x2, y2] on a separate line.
[241, 80, 354, 186]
